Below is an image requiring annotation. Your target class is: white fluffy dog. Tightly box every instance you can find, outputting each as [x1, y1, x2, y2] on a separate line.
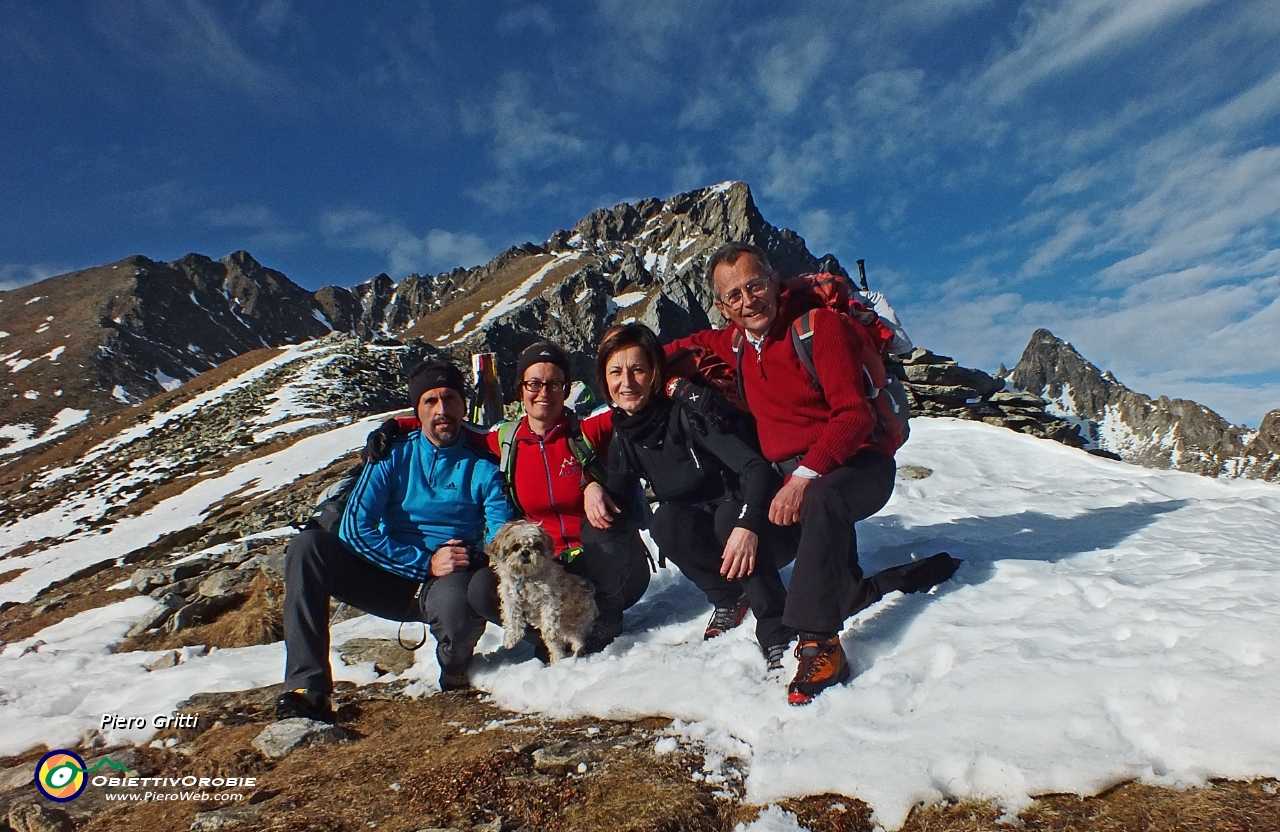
[487, 520, 598, 662]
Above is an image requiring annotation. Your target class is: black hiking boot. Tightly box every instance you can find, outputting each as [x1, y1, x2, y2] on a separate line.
[438, 664, 473, 692]
[704, 598, 749, 640]
[763, 642, 788, 674]
[274, 689, 335, 723]
[581, 597, 624, 655]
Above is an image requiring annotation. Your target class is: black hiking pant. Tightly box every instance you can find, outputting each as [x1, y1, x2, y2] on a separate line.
[784, 450, 957, 635]
[650, 496, 798, 650]
[283, 529, 498, 695]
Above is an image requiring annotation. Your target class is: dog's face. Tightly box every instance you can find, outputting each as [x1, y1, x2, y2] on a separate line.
[489, 520, 555, 577]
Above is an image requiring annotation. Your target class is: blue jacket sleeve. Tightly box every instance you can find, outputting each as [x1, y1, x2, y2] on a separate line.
[339, 459, 434, 580]
[476, 463, 515, 546]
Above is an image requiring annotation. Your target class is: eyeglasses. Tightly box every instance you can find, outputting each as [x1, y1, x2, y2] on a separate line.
[521, 380, 566, 393]
[717, 278, 772, 309]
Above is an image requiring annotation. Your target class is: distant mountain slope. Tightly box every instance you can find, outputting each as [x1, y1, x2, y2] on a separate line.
[1008, 328, 1280, 481]
[0, 251, 334, 451]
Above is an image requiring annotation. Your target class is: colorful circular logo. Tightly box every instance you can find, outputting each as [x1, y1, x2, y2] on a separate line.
[35, 750, 88, 802]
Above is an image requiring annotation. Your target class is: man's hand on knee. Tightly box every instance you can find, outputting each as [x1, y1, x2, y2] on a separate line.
[769, 476, 811, 526]
[431, 539, 471, 576]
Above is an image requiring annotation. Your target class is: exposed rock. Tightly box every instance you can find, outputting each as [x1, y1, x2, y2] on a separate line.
[1009, 328, 1278, 480]
[338, 638, 416, 676]
[131, 558, 213, 594]
[899, 349, 1085, 448]
[165, 595, 241, 633]
[147, 650, 181, 671]
[197, 568, 257, 599]
[189, 804, 265, 830]
[125, 593, 185, 638]
[240, 551, 287, 583]
[531, 740, 599, 775]
[898, 465, 933, 481]
[251, 718, 348, 759]
[7, 801, 73, 832]
[0, 762, 36, 794]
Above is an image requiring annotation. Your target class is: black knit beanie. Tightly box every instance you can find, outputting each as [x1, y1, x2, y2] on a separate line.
[407, 360, 466, 408]
[516, 341, 571, 383]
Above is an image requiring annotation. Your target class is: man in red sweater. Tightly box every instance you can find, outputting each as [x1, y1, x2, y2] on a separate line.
[668, 242, 958, 704]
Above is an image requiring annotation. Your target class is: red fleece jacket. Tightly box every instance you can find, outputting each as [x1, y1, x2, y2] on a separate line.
[477, 410, 613, 553]
[666, 291, 894, 474]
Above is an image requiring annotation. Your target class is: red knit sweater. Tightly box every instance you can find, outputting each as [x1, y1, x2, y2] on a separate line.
[666, 291, 894, 474]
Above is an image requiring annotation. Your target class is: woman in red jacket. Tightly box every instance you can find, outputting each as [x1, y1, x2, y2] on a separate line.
[478, 341, 650, 650]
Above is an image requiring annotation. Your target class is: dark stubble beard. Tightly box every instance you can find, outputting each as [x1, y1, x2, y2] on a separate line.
[426, 417, 460, 447]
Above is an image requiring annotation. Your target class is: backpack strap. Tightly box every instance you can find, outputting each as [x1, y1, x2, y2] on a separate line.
[563, 412, 606, 488]
[494, 419, 523, 514]
[789, 310, 822, 392]
[731, 329, 748, 405]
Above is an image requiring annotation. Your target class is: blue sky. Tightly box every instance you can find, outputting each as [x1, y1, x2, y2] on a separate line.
[3, 1, 1278, 425]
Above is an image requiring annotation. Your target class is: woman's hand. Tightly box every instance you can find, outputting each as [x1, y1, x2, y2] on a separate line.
[720, 527, 759, 580]
[584, 481, 620, 530]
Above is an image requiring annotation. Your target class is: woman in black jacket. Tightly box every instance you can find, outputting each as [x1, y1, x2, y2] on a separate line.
[596, 323, 797, 670]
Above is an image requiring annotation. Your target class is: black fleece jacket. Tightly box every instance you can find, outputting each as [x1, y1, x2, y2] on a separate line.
[605, 397, 778, 535]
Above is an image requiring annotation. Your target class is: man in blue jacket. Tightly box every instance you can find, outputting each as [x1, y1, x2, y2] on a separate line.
[277, 361, 514, 722]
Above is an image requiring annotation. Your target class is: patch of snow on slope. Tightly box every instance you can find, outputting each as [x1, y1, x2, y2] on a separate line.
[0, 416, 384, 604]
[443, 253, 582, 345]
[0, 408, 91, 459]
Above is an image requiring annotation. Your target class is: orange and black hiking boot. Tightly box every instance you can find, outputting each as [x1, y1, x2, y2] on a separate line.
[787, 635, 850, 705]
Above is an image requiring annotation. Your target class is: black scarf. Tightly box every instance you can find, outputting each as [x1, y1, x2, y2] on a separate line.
[611, 396, 673, 449]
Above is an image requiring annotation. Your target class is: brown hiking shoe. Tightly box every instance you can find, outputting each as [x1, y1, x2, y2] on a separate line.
[787, 636, 850, 705]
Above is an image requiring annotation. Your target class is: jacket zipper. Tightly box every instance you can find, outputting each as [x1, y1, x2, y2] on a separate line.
[536, 434, 571, 546]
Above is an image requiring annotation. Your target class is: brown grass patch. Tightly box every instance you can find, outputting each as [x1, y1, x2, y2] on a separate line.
[0, 568, 26, 586]
[121, 572, 284, 653]
[898, 778, 1280, 831]
[78, 687, 722, 832]
[404, 252, 600, 343]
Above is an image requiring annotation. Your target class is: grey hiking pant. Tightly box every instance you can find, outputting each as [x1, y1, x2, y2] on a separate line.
[283, 529, 496, 695]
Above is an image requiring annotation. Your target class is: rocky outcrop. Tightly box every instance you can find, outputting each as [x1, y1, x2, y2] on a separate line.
[902, 349, 1085, 446]
[1007, 328, 1280, 480]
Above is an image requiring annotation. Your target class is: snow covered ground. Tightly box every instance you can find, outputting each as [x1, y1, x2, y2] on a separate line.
[2, 418, 1278, 829]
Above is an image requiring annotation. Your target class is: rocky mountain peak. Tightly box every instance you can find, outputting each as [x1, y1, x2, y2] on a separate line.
[1009, 328, 1278, 481]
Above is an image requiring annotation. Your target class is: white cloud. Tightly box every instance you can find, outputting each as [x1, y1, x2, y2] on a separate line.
[91, 0, 294, 103]
[487, 73, 588, 172]
[320, 209, 492, 277]
[755, 34, 833, 116]
[980, 0, 1217, 103]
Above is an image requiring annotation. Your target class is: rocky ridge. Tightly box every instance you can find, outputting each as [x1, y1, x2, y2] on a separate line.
[1007, 329, 1280, 481]
[3, 181, 1085, 460]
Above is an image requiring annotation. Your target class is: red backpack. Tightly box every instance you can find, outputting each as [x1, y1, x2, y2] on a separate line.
[731, 273, 912, 449]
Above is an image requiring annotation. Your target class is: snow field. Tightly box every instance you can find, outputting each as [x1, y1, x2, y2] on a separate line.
[0, 417, 1276, 829]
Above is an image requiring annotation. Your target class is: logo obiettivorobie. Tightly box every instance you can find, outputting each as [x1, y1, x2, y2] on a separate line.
[34, 750, 131, 802]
